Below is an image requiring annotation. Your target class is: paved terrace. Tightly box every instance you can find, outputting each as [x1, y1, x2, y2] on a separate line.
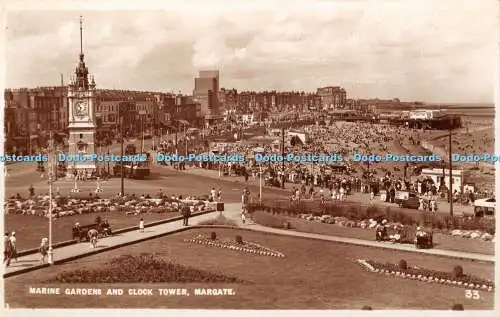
[3, 203, 494, 278]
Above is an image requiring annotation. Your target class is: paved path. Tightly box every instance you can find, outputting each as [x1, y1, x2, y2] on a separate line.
[4, 203, 493, 277]
[3, 210, 220, 276]
[221, 206, 494, 263]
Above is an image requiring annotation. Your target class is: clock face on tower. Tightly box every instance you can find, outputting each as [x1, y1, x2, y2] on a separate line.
[74, 100, 89, 118]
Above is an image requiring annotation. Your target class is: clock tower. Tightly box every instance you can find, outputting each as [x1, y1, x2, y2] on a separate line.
[67, 16, 97, 178]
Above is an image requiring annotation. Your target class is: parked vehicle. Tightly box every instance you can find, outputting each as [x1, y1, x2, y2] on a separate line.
[397, 191, 420, 209]
[473, 197, 495, 218]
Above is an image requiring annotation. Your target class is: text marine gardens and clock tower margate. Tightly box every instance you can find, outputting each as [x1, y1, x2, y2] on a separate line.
[66, 17, 97, 178]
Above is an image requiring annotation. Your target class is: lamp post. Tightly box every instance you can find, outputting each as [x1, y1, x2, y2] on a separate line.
[140, 113, 144, 153]
[184, 125, 188, 156]
[47, 131, 54, 264]
[448, 117, 453, 217]
[175, 121, 178, 156]
[120, 126, 124, 196]
[107, 145, 110, 175]
[259, 164, 263, 203]
[281, 125, 285, 189]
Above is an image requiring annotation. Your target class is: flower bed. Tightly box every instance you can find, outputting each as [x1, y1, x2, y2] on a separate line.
[48, 254, 245, 283]
[4, 195, 214, 218]
[357, 259, 494, 292]
[248, 202, 495, 242]
[185, 234, 285, 258]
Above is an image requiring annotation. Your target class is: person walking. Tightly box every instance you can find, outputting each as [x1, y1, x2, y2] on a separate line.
[241, 210, 246, 224]
[87, 229, 99, 248]
[241, 190, 249, 212]
[39, 238, 49, 264]
[182, 204, 191, 226]
[139, 218, 145, 233]
[210, 187, 216, 202]
[9, 232, 17, 263]
[4, 233, 12, 267]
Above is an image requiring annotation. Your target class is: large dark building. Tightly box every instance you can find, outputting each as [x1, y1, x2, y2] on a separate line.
[316, 86, 347, 109]
[193, 70, 223, 125]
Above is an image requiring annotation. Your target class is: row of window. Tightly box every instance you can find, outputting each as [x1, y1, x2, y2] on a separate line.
[96, 104, 156, 113]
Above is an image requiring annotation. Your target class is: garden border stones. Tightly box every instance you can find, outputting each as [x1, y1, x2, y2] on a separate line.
[356, 259, 494, 292]
[185, 237, 285, 258]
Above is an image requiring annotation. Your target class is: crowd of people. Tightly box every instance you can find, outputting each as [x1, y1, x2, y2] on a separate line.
[185, 119, 491, 212]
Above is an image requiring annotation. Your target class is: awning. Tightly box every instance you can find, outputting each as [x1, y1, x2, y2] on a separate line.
[69, 164, 97, 169]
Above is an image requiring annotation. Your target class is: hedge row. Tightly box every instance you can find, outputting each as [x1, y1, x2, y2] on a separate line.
[247, 202, 495, 235]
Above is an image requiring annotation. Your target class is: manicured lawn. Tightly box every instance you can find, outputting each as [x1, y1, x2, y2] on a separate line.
[251, 211, 495, 255]
[4, 211, 180, 251]
[4, 228, 494, 309]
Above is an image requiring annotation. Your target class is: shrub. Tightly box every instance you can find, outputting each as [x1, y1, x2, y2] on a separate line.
[235, 235, 243, 244]
[452, 265, 464, 279]
[398, 259, 408, 270]
[252, 211, 290, 229]
[210, 232, 217, 240]
[56, 196, 68, 205]
[451, 303, 464, 310]
[49, 254, 245, 283]
[366, 205, 382, 218]
[198, 215, 237, 226]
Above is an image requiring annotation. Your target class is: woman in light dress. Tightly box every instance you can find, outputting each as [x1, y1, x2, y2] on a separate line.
[139, 218, 145, 233]
[241, 211, 246, 224]
[39, 238, 49, 264]
[9, 232, 17, 262]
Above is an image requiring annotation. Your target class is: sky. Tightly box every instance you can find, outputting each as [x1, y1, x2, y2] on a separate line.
[4, 0, 498, 103]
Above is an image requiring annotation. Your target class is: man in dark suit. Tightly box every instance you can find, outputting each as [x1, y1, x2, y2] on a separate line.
[182, 204, 190, 226]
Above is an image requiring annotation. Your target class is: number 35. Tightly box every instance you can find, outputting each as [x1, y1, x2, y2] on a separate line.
[465, 289, 480, 299]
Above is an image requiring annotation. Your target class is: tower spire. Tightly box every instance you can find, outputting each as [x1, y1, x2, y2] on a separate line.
[74, 15, 89, 90]
[79, 15, 83, 59]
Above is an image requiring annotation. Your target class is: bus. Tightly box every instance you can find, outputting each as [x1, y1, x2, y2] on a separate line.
[113, 153, 151, 179]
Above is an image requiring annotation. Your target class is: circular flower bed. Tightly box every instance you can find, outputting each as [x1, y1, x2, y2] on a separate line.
[357, 259, 494, 292]
[185, 234, 285, 258]
[48, 254, 245, 283]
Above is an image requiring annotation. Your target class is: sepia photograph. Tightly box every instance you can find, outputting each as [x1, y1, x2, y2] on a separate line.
[2, 0, 497, 312]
